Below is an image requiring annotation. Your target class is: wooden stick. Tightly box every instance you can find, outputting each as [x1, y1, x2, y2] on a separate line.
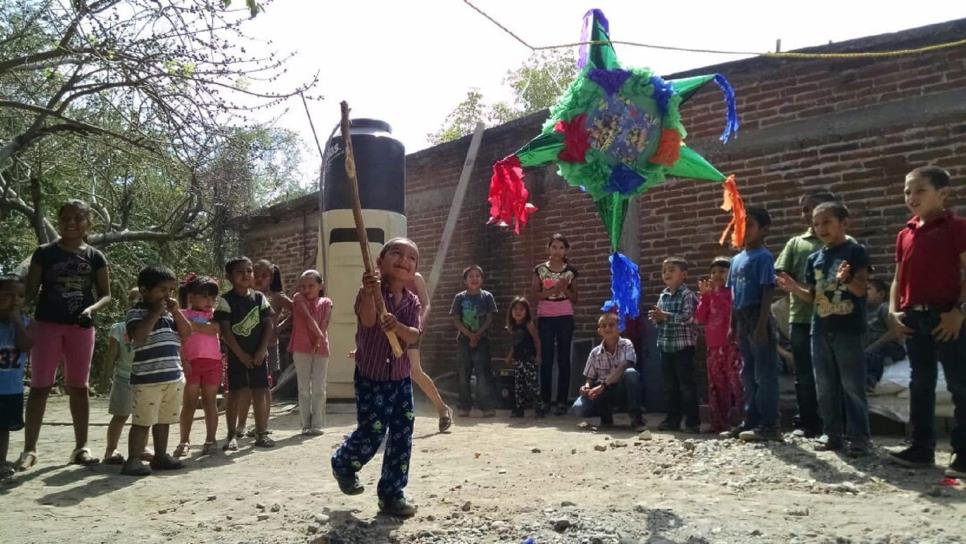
[340, 101, 404, 358]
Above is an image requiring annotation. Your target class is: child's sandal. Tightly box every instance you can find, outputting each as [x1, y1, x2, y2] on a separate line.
[222, 437, 238, 451]
[173, 443, 189, 458]
[68, 447, 100, 466]
[438, 406, 453, 433]
[202, 441, 217, 455]
[14, 451, 37, 471]
[254, 432, 275, 448]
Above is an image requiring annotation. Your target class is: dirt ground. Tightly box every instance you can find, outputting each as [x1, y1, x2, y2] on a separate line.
[1, 394, 963, 544]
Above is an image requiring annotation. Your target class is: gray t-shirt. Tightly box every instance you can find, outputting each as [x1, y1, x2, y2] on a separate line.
[449, 290, 497, 339]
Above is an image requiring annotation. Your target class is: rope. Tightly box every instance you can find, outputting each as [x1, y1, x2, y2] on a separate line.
[463, 0, 966, 60]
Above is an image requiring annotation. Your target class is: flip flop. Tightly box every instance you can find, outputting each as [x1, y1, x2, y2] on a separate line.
[103, 452, 126, 465]
[438, 406, 453, 433]
[14, 451, 37, 471]
[69, 448, 100, 466]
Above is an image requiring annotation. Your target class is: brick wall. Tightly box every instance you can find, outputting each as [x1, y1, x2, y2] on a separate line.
[238, 20, 966, 392]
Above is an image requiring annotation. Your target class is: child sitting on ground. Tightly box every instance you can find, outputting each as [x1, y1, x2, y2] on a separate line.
[331, 237, 423, 518]
[572, 312, 646, 431]
[121, 265, 192, 476]
[0, 276, 32, 480]
[864, 278, 905, 391]
[696, 257, 744, 433]
[174, 274, 222, 456]
[103, 288, 143, 465]
[505, 297, 543, 418]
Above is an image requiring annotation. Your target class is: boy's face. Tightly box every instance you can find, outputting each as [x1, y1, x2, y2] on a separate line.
[904, 175, 947, 218]
[709, 265, 728, 288]
[297, 276, 322, 298]
[0, 284, 21, 314]
[662, 263, 687, 288]
[866, 285, 885, 306]
[597, 315, 620, 340]
[378, 242, 418, 283]
[744, 217, 766, 247]
[812, 210, 847, 245]
[229, 262, 255, 290]
[464, 269, 483, 290]
[141, 280, 178, 305]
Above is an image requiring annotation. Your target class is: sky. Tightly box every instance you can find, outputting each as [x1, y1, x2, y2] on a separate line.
[244, 0, 966, 184]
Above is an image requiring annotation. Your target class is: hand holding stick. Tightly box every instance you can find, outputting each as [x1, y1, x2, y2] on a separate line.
[340, 101, 404, 358]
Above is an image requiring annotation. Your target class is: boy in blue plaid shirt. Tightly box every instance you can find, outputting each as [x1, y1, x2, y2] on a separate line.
[649, 257, 701, 433]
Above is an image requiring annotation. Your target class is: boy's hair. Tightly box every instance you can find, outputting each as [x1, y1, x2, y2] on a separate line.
[462, 264, 484, 279]
[137, 265, 177, 290]
[745, 206, 771, 228]
[506, 296, 532, 330]
[378, 237, 419, 260]
[662, 256, 689, 271]
[799, 187, 838, 207]
[907, 165, 951, 190]
[548, 233, 571, 249]
[812, 201, 849, 221]
[868, 278, 889, 294]
[179, 273, 220, 307]
[0, 275, 23, 291]
[710, 256, 731, 270]
[598, 312, 619, 327]
[254, 259, 284, 292]
[58, 199, 92, 220]
[224, 256, 252, 277]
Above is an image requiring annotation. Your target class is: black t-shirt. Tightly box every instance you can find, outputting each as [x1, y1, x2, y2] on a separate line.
[214, 289, 273, 364]
[805, 240, 870, 335]
[31, 242, 107, 326]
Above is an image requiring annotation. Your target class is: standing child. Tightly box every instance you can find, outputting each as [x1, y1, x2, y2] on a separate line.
[864, 278, 906, 391]
[174, 275, 222, 456]
[246, 260, 292, 437]
[696, 257, 744, 433]
[331, 237, 423, 518]
[727, 207, 782, 442]
[505, 297, 543, 417]
[17, 199, 112, 470]
[121, 266, 191, 476]
[407, 272, 453, 432]
[0, 277, 32, 480]
[102, 288, 142, 464]
[216, 257, 276, 450]
[572, 312, 646, 430]
[887, 166, 966, 477]
[775, 188, 850, 437]
[779, 202, 872, 456]
[532, 234, 579, 415]
[650, 257, 701, 433]
[289, 270, 332, 435]
[450, 265, 498, 417]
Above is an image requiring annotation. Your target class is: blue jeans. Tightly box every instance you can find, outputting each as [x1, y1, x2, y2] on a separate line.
[736, 306, 780, 429]
[904, 310, 966, 453]
[539, 315, 575, 405]
[811, 330, 870, 444]
[864, 341, 906, 388]
[571, 368, 642, 423]
[457, 336, 493, 411]
[791, 323, 822, 432]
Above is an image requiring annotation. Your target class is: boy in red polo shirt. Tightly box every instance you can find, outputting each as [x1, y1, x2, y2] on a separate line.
[887, 166, 966, 477]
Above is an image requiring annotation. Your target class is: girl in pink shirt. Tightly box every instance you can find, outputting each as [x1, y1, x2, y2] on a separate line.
[695, 257, 744, 433]
[175, 275, 222, 456]
[289, 270, 332, 435]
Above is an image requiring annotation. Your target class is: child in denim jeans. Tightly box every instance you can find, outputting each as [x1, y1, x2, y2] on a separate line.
[780, 202, 872, 456]
[450, 265, 498, 417]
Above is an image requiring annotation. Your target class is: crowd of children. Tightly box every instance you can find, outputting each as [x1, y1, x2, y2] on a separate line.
[0, 165, 963, 513]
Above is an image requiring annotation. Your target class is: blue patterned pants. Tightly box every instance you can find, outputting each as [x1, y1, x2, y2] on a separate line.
[331, 372, 415, 502]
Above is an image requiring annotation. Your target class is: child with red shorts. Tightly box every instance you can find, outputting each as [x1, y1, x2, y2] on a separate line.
[174, 274, 222, 456]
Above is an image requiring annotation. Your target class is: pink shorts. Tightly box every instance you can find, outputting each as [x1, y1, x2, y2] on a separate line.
[186, 358, 222, 387]
[29, 321, 96, 389]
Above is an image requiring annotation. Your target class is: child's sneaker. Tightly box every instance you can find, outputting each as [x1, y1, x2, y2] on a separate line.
[888, 446, 935, 467]
[333, 469, 365, 495]
[813, 436, 844, 452]
[739, 427, 782, 442]
[631, 416, 647, 432]
[378, 496, 418, 518]
[719, 426, 744, 439]
[945, 453, 966, 478]
[846, 442, 873, 458]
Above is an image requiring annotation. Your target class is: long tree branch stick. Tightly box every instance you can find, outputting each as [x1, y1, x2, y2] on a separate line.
[340, 101, 404, 358]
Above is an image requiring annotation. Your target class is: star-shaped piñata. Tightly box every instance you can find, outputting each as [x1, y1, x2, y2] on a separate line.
[487, 9, 746, 329]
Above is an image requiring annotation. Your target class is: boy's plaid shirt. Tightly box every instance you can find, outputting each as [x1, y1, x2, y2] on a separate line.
[656, 285, 699, 352]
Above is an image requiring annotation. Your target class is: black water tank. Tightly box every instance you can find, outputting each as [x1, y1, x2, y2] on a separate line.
[323, 119, 405, 215]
